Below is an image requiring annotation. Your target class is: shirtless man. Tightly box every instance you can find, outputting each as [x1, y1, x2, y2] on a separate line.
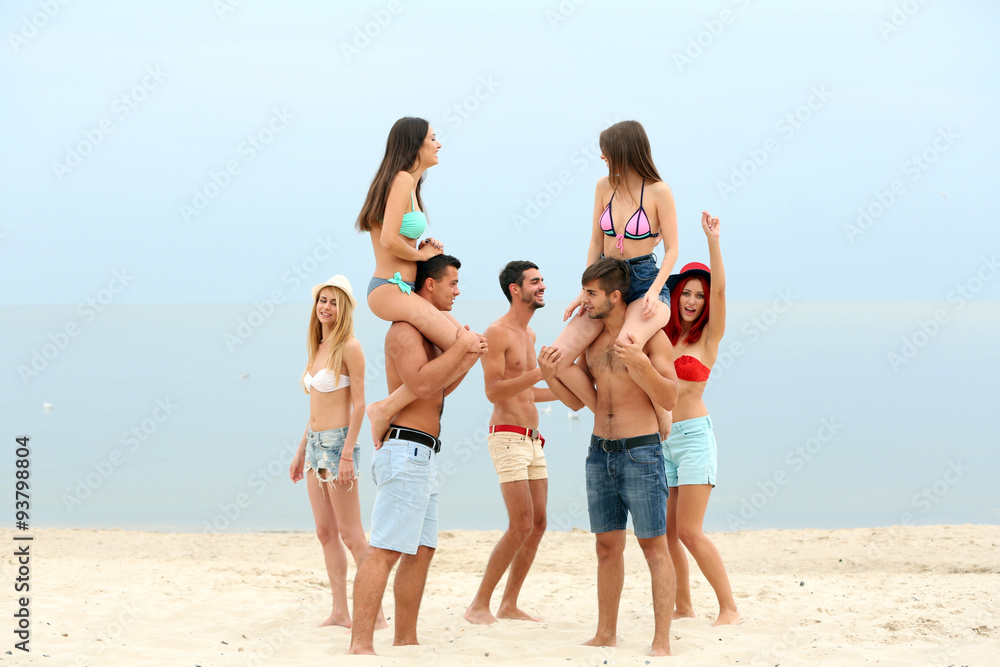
[465, 261, 558, 625]
[539, 257, 679, 657]
[349, 254, 486, 655]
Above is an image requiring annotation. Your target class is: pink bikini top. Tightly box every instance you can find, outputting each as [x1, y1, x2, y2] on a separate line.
[600, 179, 658, 253]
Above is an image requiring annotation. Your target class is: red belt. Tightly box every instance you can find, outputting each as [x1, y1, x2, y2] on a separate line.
[490, 424, 545, 447]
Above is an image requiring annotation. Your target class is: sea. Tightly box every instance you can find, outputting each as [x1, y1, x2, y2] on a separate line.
[3, 300, 998, 535]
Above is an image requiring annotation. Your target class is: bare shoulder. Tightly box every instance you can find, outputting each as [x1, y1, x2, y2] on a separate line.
[386, 320, 422, 347]
[391, 170, 415, 191]
[595, 176, 613, 196]
[484, 319, 511, 344]
[343, 337, 365, 360]
[528, 326, 537, 344]
[643, 329, 672, 355]
[647, 180, 675, 201]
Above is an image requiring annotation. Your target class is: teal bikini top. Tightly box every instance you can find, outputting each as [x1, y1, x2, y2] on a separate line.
[399, 191, 426, 240]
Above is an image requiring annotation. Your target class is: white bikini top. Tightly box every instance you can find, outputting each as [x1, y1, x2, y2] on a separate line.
[303, 368, 350, 393]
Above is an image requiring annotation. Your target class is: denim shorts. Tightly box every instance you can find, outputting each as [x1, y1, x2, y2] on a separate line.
[585, 437, 668, 538]
[663, 416, 717, 487]
[368, 438, 439, 555]
[306, 427, 360, 480]
[609, 253, 670, 305]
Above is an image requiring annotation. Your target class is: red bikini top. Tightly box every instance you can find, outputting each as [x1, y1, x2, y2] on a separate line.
[675, 355, 711, 382]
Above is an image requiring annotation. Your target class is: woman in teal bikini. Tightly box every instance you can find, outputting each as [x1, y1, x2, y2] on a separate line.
[356, 117, 486, 444]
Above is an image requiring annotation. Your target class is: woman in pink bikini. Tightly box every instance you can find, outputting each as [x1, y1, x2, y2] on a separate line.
[551, 120, 678, 434]
[662, 213, 740, 626]
[289, 276, 386, 630]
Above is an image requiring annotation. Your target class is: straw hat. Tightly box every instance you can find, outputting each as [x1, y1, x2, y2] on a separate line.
[311, 275, 356, 308]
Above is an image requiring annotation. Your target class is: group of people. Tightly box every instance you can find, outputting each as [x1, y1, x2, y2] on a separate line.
[287, 118, 740, 657]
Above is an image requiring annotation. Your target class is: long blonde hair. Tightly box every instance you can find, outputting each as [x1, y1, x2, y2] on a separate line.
[302, 286, 355, 393]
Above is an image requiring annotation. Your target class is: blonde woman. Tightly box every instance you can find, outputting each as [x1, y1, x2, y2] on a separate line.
[289, 275, 385, 630]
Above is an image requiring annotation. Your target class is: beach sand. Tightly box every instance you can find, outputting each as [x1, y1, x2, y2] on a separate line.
[5, 525, 998, 665]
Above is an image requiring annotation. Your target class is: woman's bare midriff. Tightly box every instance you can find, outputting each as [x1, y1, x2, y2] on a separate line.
[370, 232, 418, 281]
[671, 380, 709, 423]
[309, 390, 351, 432]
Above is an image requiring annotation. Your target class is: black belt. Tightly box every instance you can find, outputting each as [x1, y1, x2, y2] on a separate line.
[601, 252, 657, 266]
[384, 425, 441, 453]
[590, 433, 661, 452]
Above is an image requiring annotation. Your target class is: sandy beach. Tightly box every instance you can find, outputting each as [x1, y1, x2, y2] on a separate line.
[5, 525, 998, 665]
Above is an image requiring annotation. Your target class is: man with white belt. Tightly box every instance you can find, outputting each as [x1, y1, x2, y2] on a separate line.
[350, 254, 486, 655]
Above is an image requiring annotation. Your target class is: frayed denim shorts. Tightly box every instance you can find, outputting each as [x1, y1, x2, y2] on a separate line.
[306, 426, 360, 480]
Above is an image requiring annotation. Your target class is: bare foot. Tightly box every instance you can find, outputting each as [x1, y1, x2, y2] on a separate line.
[650, 644, 672, 657]
[393, 636, 419, 646]
[583, 635, 617, 647]
[672, 607, 696, 620]
[366, 401, 390, 447]
[464, 604, 498, 625]
[319, 613, 351, 628]
[348, 644, 376, 655]
[496, 604, 540, 622]
[713, 608, 741, 626]
[375, 609, 389, 631]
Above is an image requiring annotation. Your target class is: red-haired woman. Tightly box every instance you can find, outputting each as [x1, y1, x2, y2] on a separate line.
[662, 212, 740, 626]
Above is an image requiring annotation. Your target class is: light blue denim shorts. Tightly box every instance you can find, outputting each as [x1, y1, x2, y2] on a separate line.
[662, 416, 717, 487]
[306, 426, 360, 480]
[368, 438, 439, 555]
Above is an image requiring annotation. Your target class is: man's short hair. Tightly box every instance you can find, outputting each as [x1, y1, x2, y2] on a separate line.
[581, 257, 630, 297]
[498, 260, 539, 303]
[416, 254, 461, 291]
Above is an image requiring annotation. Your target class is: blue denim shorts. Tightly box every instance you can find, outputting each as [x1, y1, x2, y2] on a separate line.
[610, 253, 670, 305]
[663, 416, 717, 487]
[585, 437, 668, 538]
[306, 426, 360, 480]
[368, 438, 439, 555]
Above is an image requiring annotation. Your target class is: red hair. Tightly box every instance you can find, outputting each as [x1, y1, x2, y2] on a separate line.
[664, 277, 710, 345]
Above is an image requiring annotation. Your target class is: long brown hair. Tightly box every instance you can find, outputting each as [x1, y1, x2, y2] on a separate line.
[599, 120, 662, 194]
[302, 286, 355, 393]
[356, 117, 429, 233]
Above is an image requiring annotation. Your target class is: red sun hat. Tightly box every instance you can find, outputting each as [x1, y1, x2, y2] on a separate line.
[666, 262, 711, 294]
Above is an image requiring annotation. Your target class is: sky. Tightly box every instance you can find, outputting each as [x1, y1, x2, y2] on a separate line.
[2, 0, 998, 306]
[2, 2, 998, 535]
